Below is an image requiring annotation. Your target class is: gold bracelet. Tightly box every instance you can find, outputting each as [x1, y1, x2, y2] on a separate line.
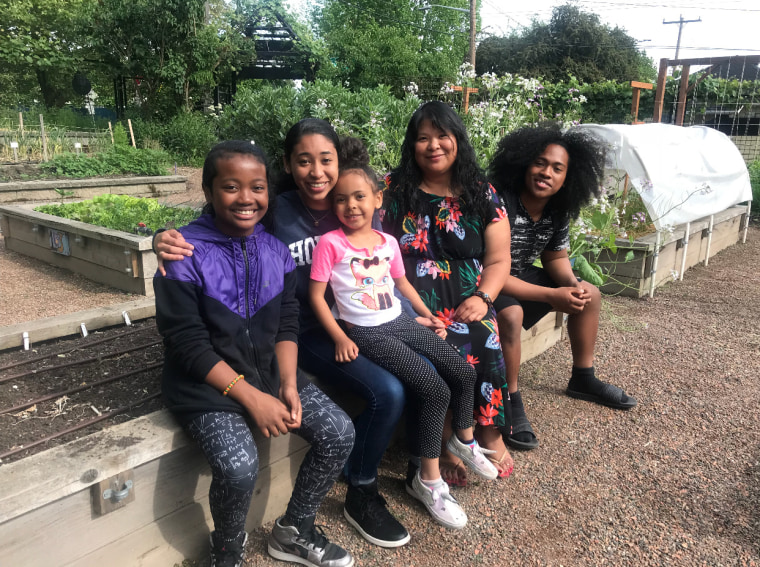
[222, 374, 243, 396]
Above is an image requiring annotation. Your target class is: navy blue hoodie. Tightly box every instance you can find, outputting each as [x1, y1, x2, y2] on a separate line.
[154, 214, 299, 425]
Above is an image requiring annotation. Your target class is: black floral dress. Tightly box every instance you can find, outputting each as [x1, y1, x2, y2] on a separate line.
[382, 174, 511, 431]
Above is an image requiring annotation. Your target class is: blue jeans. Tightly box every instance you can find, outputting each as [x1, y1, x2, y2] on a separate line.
[298, 327, 407, 485]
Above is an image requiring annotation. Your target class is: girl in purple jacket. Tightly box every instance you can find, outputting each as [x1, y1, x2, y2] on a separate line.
[154, 141, 355, 567]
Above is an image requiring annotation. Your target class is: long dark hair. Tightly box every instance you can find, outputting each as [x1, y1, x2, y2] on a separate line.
[386, 101, 490, 219]
[201, 140, 274, 229]
[276, 118, 341, 194]
[488, 123, 606, 221]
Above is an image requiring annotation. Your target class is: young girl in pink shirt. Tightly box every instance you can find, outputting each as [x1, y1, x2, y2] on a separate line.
[309, 140, 498, 531]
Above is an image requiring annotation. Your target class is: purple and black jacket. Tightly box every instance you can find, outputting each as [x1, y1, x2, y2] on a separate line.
[154, 214, 299, 425]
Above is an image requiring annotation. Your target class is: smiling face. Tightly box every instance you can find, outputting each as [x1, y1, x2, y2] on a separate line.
[414, 119, 458, 181]
[332, 170, 382, 236]
[203, 154, 268, 237]
[522, 143, 570, 208]
[285, 133, 339, 210]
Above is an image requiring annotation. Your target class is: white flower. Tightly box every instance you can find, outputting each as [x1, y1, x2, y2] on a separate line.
[440, 82, 455, 94]
[457, 62, 476, 81]
[404, 82, 419, 94]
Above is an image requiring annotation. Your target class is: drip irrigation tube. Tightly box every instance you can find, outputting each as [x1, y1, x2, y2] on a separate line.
[0, 361, 162, 415]
[0, 392, 161, 462]
[0, 339, 162, 384]
[0, 326, 149, 373]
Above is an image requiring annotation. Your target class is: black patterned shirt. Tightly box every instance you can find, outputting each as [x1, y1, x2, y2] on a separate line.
[502, 191, 570, 276]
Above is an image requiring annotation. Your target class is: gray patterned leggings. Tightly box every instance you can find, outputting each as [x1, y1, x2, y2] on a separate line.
[185, 382, 355, 542]
[348, 312, 477, 458]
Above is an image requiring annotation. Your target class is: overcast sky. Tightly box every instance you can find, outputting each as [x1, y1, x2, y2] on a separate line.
[287, 1, 760, 75]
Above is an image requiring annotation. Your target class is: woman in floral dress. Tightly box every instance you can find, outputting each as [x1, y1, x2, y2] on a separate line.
[383, 101, 514, 481]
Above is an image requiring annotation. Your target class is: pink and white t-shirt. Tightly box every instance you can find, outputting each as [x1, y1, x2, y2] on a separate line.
[311, 229, 406, 327]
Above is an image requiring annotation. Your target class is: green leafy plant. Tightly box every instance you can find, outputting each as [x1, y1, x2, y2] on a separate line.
[44, 145, 170, 177]
[112, 123, 129, 146]
[159, 112, 218, 167]
[749, 160, 760, 216]
[53, 187, 75, 203]
[35, 194, 199, 233]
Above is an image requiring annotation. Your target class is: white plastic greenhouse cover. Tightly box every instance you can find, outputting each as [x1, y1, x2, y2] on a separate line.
[574, 123, 752, 231]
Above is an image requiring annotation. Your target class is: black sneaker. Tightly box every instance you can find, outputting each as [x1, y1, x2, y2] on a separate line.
[344, 482, 411, 548]
[267, 516, 354, 567]
[209, 531, 248, 567]
[405, 460, 419, 491]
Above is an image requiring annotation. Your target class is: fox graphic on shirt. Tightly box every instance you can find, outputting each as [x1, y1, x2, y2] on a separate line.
[349, 256, 393, 310]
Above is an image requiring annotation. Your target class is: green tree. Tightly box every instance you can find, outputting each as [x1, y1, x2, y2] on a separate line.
[0, 0, 94, 108]
[90, 0, 257, 115]
[476, 4, 655, 83]
[316, 0, 471, 89]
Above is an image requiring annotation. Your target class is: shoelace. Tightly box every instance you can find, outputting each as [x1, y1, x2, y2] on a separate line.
[214, 541, 243, 565]
[297, 524, 329, 550]
[363, 493, 390, 522]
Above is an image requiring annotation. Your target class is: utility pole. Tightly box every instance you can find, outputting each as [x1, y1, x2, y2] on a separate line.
[663, 15, 701, 59]
[469, 0, 477, 68]
[419, 4, 477, 67]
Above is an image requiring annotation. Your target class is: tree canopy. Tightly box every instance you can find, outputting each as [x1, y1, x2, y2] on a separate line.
[0, 0, 94, 107]
[316, 0, 471, 89]
[0, 0, 262, 113]
[476, 4, 655, 83]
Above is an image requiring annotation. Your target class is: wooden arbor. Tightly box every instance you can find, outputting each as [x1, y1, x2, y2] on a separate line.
[237, 11, 317, 82]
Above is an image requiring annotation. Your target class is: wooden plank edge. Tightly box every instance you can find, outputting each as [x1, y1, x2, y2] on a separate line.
[0, 297, 155, 351]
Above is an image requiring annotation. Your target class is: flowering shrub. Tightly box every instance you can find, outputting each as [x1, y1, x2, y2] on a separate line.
[217, 72, 661, 289]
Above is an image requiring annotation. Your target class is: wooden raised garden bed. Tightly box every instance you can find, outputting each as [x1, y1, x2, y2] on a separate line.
[0, 175, 187, 204]
[0, 205, 159, 296]
[0, 303, 564, 567]
[589, 205, 749, 297]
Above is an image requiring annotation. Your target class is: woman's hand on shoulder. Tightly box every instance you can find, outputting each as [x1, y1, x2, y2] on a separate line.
[155, 229, 194, 276]
[335, 337, 359, 363]
[453, 296, 489, 324]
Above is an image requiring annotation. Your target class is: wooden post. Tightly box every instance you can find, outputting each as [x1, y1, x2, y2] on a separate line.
[675, 64, 691, 126]
[39, 114, 49, 162]
[630, 81, 653, 124]
[127, 119, 136, 148]
[653, 58, 670, 123]
[19, 112, 24, 135]
[452, 85, 479, 114]
[108, 121, 115, 145]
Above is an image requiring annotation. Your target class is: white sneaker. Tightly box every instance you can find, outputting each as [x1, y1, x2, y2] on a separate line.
[446, 435, 499, 480]
[405, 471, 467, 529]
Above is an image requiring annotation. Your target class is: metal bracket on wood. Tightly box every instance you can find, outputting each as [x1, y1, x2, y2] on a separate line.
[92, 470, 135, 516]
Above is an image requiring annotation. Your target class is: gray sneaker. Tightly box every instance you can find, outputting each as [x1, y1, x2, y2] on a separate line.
[267, 516, 354, 567]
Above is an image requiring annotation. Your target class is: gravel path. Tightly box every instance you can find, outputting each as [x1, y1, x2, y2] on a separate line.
[1, 181, 758, 566]
[245, 225, 760, 567]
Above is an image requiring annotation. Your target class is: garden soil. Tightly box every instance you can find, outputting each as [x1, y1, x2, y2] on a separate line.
[0, 174, 758, 565]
